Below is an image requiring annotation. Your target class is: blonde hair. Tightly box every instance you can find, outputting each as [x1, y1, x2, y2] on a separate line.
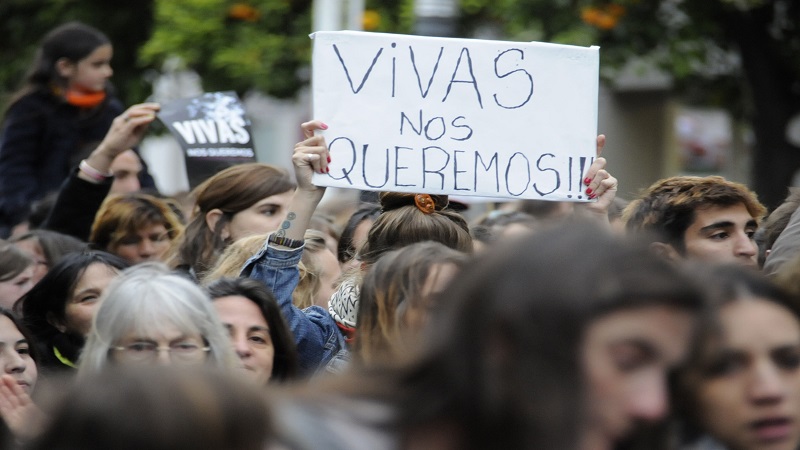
[201, 234, 267, 285]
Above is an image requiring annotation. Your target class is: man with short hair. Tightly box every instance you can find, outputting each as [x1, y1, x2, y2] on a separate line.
[623, 175, 767, 266]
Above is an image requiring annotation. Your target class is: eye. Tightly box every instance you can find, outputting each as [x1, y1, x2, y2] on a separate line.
[16, 345, 30, 356]
[118, 236, 141, 246]
[172, 342, 201, 352]
[248, 334, 269, 345]
[709, 232, 729, 240]
[128, 342, 155, 352]
[149, 233, 170, 243]
[260, 206, 280, 217]
[611, 345, 653, 372]
[773, 347, 800, 371]
[746, 229, 757, 239]
[704, 352, 747, 377]
[77, 294, 99, 304]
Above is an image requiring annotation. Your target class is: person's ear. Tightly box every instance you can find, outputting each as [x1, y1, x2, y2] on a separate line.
[46, 312, 67, 334]
[205, 209, 230, 241]
[55, 58, 75, 79]
[649, 242, 682, 262]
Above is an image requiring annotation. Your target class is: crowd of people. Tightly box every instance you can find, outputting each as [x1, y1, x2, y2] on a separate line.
[0, 20, 798, 450]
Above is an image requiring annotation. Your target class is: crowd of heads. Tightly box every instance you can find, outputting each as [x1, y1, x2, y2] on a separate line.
[4, 19, 800, 450]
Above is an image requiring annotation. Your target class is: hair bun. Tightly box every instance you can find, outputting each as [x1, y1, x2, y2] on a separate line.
[378, 192, 449, 213]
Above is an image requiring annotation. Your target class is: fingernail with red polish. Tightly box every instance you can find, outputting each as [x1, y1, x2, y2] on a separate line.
[586, 188, 593, 195]
[584, 177, 591, 185]
[326, 167, 330, 173]
[320, 123, 329, 130]
[588, 193, 596, 199]
[327, 155, 331, 163]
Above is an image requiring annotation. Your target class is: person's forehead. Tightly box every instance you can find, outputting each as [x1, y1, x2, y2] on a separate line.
[690, 202, 755, 226]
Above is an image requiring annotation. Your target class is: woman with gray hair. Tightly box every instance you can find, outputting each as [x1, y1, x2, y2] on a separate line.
[78, 263, 237, 376]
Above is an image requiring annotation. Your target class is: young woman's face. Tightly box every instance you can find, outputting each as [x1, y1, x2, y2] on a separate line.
[0, 315, 37, 394]
[691, 298, 800, 450]
[581, 305, 694, 450]
[225, 190, 294, 243]
[213, 295, 274, 385]
[0, 265, 34, 310]
[55, 263, 118, 338]
[111, 223, 171, 265]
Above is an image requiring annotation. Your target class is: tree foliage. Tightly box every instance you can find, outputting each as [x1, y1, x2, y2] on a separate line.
[140, 0, 420, 99]
[140, 0, 314, 99]
[458, 0, 800, 118]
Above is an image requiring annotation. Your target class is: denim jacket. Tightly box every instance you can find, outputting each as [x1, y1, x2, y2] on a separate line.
[241, 242, 346, 375]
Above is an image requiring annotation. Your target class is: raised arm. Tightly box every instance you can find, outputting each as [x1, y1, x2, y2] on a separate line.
[272, 120, 330, 245]
[43, 103, 160, 240]
[241, 120, 342, 375]
[79, 103, 161, 183]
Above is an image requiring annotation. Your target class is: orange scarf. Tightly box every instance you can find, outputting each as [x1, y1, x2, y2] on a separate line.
[65, 89, 106, 108]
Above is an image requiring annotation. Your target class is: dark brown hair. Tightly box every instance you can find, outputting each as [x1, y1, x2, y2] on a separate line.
[168, 163, 295, 277]
[623, 175, 766, 253]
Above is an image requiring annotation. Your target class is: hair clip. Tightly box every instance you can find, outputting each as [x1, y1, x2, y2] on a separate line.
[414, 194, 436, 214]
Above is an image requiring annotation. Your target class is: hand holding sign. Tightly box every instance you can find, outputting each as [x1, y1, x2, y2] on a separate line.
[95, 103, 160, 164]
[78, 103, 160, 184]
[576, 134, 619, 224]
[293, 120, 331, 193]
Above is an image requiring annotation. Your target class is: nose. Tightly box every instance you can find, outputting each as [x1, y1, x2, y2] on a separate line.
[138, 239, 155, 259]
[155, 348, 172, 366]
[233, 335, 252, 358]
[735, 232, 757, 259]
[627, 378, 669, 422]
[748, 362, 785, 404]
[4, 350, 26, 374]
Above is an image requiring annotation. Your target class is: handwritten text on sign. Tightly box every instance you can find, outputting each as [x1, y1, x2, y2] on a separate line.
[311, 31, 599, 201]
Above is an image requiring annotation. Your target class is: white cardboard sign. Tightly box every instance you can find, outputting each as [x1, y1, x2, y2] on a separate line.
[311, 31, 599, 201]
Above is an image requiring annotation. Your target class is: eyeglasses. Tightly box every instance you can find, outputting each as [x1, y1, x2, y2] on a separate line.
[111, 341, 210, 363]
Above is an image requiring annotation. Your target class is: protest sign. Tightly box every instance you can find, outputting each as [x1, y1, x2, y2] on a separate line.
[311, 31, 599, 201]
[158, 91, 257, 188]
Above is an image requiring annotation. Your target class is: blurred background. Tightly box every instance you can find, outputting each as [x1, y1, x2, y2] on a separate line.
[1, 0, 799, 210]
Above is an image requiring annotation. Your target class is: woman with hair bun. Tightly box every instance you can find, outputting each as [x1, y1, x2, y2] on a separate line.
[327, 190, 473, 345]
